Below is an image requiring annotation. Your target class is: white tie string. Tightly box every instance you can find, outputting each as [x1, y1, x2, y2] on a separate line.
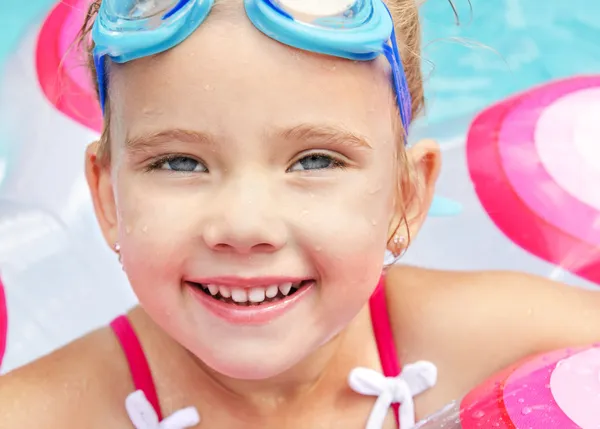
[348, 361, 438, 429]
[125, 390, 201, 429]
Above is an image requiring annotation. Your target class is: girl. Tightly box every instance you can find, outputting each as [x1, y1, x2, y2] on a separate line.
[1, 0, 599, 428]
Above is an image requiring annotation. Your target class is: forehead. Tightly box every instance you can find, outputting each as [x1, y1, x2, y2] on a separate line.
[108, 0, 396, 145]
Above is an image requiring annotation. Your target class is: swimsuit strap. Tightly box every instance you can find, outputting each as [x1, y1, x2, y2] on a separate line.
[110, 315, 163, 420]
[369, 276, 402, 377]
[369, 276, 402, 424]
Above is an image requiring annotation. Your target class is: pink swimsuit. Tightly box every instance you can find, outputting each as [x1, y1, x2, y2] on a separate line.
[110, 277, 436, 429]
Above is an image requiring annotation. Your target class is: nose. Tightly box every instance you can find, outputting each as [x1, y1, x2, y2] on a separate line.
[202, 176, 288, 255]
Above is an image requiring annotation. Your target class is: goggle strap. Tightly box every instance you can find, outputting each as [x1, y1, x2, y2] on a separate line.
[164, 0, 194, 19]
[263, 0, 293, 19]
[383, 44, 410, 136]
[390, 11, 412, 135]
[95, 54, 108, 113]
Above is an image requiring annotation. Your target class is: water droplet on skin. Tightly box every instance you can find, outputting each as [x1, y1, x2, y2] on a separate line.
[371, 219, 378, 226]
[300, 210, 309, 217]
[521, 406, 532, 415]
[204, 84, 213, 91]
[518, 398, 525, 404]
[125, 225, 132, 235]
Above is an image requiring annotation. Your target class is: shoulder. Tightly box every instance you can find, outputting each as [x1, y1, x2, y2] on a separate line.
[385, 265, 600, 392]
[0, 326, 134, 429]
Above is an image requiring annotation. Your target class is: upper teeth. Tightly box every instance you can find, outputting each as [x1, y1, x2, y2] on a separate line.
[202, 282, 301, 303]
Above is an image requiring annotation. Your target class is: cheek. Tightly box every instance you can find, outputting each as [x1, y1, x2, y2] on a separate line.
[113, 178, 202, 297]
[295, 168, 396, 274]
[116, 172, 202, 236]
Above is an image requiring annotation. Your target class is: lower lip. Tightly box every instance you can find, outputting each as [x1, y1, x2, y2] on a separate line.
[187, 282, 315, 325]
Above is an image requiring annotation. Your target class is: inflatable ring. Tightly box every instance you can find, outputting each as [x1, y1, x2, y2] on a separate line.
[36, 0, 102, 134]
[415, 344, 600, 428]
[466, 76, 600, 285]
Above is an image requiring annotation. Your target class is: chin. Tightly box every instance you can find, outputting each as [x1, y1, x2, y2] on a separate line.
[199, 343, 306, 380]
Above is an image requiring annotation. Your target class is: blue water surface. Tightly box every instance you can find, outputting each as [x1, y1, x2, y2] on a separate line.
[419, 0, 600, 124]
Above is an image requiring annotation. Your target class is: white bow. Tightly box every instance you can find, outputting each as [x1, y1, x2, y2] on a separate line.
[125, 390, 201, 429]
[348, 361, 437, 429]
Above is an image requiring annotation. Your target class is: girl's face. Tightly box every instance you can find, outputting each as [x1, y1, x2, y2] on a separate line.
[87, 5, 438, 379]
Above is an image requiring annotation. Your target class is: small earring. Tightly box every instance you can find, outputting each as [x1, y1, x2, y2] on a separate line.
[113, 242, 123, 265]
[391, 235, 407, 257]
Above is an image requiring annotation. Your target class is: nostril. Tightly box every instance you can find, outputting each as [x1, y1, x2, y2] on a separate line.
[211, 242, 278, 254]
[202, 218, 288, 253]
[251, 243, 279, 253]
[212, 243, 233, 252]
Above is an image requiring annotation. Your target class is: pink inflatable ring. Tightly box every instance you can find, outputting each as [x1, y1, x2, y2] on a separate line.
[415, 344, 600, 428]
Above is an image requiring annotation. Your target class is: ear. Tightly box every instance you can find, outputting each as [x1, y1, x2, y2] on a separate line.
[85, 142, 119, 249]
[388, 139, 441, 248]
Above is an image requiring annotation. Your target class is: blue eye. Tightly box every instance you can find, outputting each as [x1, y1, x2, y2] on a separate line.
[289, 153, 346, 172]
[153, 156, 207, 173]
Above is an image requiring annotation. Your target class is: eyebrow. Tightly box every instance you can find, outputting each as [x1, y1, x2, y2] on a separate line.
[126, 129, 213, 153]
[275, 123, 373, 149]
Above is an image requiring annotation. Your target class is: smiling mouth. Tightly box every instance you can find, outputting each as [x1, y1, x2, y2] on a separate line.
[188, 280, 314, 306]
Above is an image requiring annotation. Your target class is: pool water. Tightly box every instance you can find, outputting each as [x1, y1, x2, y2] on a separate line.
[418, 0, 600, 126]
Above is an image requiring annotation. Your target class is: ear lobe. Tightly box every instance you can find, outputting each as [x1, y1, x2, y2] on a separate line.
[388, 139, 441, 247]
[85, 142, 119, 249]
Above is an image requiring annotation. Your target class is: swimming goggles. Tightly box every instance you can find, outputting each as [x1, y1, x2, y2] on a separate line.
[91, 0, 412, 133]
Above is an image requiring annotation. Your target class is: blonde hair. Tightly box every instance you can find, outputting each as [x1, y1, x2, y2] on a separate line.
[77, 0, 425, 248]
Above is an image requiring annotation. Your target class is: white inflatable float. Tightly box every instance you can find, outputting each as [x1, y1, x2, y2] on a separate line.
[0, 1, 598, 427]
